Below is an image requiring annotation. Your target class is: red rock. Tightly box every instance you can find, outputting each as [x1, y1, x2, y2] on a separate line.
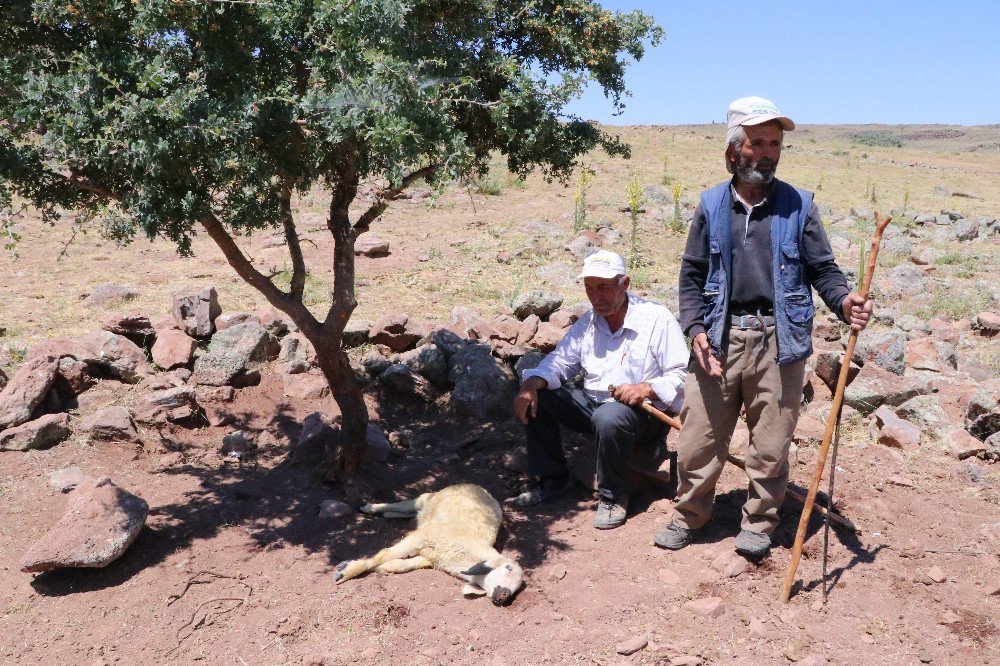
[79, 407, 141, 443]
[283, 371, 331, 400]
[20, 477, 148, 572]
[971, 312, 1000, 337]
[0, 356, 59, 430]
[547, 564, 568, 581]
[947, 430, 986, 460]
[683, 596, 725, 618]
[514, 314, 540, 346]
[172, 287, 221, 337]
[370, 314, 422, 352]
[151, 329, 197, 370]
[528, 322, 566, 352]
[615, 635, 648, 656]
[0, 413, 70, 451]
[55, 357, 93, 396]
[354, 237, 390, 257]
[492, 315, 521, 343]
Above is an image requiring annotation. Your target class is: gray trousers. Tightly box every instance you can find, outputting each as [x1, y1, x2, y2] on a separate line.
[525, 385, 667, 504]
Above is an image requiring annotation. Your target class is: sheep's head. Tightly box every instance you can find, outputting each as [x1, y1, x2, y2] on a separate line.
[461, 557, 524, 606]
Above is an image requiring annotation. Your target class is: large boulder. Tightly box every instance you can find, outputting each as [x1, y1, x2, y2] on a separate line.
[905, 338, 958, 373]
[512, 290, 564, 321]
[397, 344, 448, 388]
[343, 319, 373, 348]
[102, 313, 156, 348]
[192, 321, 272, 386]
[813, 350, 861, 391]
[79, 407, 141, 443]
[971, 312, 1000, 338]
[448, 306, 489, 339]
[380, 364, 437, 404]
[134, 386, 201, 424]
[449, 344, 517, 419]
[965, 384, 1000, 442]
[54, 357, 93, 397]
[850, 330, 906, 376]
[0, 357, 59, 430]
[843, 364, 925, 415]
[369, 314, 425, 353]
[283, 371, 331, 400]
[78, 330, 154, 383]
[172, 287, 221, 337]
[278, 333, 315, 375]
[528, 322, 567, 353]
[82, 283, 140, 308]
[291, 412, 338, 464]
[895, 395, 951, 441]
[873, 406, 921, 451]
[0, 413, 70, 451]
[20, 477, 148, 572]
[151, 329, 198, 370]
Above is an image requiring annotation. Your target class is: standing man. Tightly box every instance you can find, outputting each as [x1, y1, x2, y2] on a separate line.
[511, 250, 687, 530]
[653, 97, 872, 557]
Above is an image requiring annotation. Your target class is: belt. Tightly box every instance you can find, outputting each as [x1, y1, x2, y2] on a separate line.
[730, 313, 775, 330]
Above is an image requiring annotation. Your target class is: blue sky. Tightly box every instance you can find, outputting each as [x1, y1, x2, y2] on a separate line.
[566, 1, 999, 126]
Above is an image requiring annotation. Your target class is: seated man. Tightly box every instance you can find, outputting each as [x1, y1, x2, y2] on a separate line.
[511, 250, 687, 529]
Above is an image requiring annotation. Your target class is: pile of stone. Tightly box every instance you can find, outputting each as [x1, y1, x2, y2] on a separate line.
[802, 307, 1000, 463]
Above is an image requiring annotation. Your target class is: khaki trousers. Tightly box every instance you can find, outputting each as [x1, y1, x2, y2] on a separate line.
[672, 325, 806, 535]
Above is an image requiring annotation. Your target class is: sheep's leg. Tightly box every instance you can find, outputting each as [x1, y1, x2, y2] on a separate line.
[334, 535, 422, 584]
[375, 555, 432, 574]
[359, 498, 420, 518]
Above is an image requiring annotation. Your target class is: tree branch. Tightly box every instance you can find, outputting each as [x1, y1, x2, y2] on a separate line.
[66, 170, 114, 199]
[353, 165, 438, 234]
[280, 183, 306, 300]
[198, 211, 319, 331]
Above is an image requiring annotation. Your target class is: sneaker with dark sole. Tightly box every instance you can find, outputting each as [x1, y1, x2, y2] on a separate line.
[653, 523, 692, 550]
[734, 529, 771, 558]
[593, 497, 629, 530]
[507, 476, 577, 508]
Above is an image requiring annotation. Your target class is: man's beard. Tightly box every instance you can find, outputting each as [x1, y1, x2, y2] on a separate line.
[735, 152, 777, 186]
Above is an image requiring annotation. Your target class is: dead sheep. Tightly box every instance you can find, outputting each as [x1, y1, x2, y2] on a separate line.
[334, 483, 524, 606]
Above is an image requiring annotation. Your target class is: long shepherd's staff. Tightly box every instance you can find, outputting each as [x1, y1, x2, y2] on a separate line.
[780, 211, 892, 603]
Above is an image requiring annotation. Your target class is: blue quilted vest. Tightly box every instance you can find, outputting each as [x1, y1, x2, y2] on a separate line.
[700, 179, 815, 365]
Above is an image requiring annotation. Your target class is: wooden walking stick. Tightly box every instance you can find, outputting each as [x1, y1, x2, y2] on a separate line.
[780, 211, 891, 603]
[614, 390, 858, 533]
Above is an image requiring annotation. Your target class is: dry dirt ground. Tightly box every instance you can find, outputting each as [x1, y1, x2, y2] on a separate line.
[1, 125, 999, 665]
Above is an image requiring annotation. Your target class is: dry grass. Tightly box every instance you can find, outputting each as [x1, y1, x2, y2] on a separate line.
[1, 124, 998, 378]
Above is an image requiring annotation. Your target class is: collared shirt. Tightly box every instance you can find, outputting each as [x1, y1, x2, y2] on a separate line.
[522, 294, 687, 413]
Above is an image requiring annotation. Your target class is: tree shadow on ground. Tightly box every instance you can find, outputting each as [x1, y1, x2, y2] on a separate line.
[30, 397, 596, 595]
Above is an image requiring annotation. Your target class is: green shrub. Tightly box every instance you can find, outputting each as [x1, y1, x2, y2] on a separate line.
[853, 131, 902, 148]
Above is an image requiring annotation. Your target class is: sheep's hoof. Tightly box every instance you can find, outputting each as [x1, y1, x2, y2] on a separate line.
[334, 560, 351, 583]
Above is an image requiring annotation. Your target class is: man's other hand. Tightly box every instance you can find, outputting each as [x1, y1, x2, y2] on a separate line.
[514, 376, 548, 424]
[692, 332, 723, 378]
[841, 292, 873, 332]
[610, 382, 655, 406]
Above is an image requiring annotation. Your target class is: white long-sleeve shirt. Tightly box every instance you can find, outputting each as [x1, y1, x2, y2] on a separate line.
[522, 295, 688, 413]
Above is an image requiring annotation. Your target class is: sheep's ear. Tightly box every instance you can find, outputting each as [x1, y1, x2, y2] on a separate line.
[461, 561, 492, 576]
[462, 584, 486, 597]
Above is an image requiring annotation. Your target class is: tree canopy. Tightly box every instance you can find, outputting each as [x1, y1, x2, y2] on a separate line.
[0, 0, 661, 480]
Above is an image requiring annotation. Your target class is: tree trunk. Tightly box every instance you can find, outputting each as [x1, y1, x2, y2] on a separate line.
[311, 333, 367, 480]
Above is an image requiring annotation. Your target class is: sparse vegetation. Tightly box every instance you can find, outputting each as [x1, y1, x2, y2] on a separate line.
[572, 165, 595, 233]
[668, 181, 686, 234]
[918, 282, 992, 320]
[853, 131, 903, 148]
[625, 172, 645, 270]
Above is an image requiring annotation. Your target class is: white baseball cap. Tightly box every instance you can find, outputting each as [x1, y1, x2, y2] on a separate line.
[578, 250, 626, 280]
[727, 96, 795, 133]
